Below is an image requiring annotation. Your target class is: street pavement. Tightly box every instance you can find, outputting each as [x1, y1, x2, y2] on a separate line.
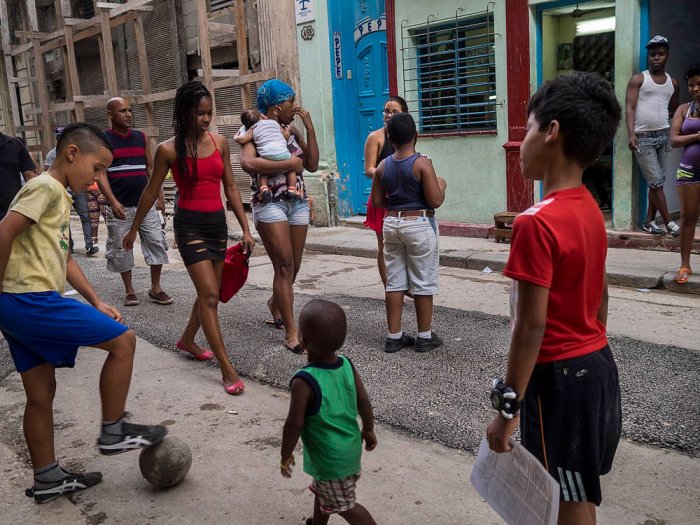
[0, 225, 698, 524]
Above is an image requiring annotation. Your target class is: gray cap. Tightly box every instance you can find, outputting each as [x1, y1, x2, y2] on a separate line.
[646, 35, 668, 49]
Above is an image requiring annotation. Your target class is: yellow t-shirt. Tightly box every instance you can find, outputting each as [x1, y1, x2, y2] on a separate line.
[2, 173, 73, 294]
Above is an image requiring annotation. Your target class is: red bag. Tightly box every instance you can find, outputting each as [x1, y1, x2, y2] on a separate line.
[219, 243, 250, 303]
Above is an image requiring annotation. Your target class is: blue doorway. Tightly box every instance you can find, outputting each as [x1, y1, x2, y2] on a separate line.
[328, 0, 389, 215]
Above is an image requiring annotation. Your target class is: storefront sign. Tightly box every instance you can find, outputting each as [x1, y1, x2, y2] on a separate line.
[333, 32, 343, 79]
[354, 16, 386, 42]
[295, 0, 315, 24]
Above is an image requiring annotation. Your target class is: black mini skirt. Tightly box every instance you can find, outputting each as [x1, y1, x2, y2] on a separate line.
[173, 207, 227, 267]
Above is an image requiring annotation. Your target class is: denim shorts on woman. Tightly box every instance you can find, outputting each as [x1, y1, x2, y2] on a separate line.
[252, 198, 310, 226]
[383, 215, 439, 295]
[0, 291, 128, 373]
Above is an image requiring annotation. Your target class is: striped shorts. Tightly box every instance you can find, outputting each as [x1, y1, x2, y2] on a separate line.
[676, 166, 700, 186]
[309, 472, 361, 514]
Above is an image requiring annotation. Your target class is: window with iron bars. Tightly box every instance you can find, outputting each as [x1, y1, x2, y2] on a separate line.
[402, 13, 497, 135]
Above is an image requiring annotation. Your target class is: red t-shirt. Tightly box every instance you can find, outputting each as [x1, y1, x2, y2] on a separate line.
[503, 185, 608, 363]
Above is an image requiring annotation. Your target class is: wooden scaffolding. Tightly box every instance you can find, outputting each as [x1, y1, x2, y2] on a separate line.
[0, 0, 278, 163]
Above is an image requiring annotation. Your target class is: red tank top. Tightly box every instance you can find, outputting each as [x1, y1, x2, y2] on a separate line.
[172, 132, 224, 212]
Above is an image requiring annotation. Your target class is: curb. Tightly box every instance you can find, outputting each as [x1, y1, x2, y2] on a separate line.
[231, 232, 700, 296]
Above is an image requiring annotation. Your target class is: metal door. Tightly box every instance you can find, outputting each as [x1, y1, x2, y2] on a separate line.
[329, 0, 388, 215]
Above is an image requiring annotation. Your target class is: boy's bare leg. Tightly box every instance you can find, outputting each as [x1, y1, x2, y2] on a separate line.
[312, 495, 330, 525]
[339, 504, 378, 525]
[92, 330, 136, 421]
[20, 363, 57, 468]
[558, 501, 596, 525]
[287, 171, 298, 188]
[259, 174, 269, 188]
[414, 294, 433, 333]
[385, 291, 404, 333]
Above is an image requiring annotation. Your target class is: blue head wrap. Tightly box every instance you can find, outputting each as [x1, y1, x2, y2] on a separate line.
[256, 79, 295, 114]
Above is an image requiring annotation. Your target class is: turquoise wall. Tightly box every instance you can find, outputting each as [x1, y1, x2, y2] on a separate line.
[295, 1, 337, 174]
[393, 0, 509, 224]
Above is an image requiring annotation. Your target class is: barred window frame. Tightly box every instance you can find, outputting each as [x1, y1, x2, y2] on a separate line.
[401, 11, 497, 136]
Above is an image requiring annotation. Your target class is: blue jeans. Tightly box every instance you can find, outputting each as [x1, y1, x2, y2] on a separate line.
[634, 129, 671, 189]
[68, 190, 92, 250]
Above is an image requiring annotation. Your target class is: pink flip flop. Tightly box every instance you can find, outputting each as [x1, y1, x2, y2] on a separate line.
[223, 378, 245, 396]
[176, 340, 214, 361]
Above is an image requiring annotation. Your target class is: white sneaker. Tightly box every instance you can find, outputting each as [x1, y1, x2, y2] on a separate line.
[666, 221, 680, 237]
[642, 222, 664, 235]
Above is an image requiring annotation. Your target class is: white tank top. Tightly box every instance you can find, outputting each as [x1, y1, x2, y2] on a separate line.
[634, 70, 674, 132]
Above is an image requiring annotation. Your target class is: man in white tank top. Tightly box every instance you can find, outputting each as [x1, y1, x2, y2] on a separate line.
[625, 35, 680, 236]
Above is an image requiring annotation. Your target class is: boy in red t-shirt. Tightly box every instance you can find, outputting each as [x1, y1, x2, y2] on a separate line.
[486, 72, 622, 524]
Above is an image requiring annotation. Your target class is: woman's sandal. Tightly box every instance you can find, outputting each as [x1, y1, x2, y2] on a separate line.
[674, 266, 692, 284]
[176, 340, 214, 361]
[284, 343, 303, 355]
[223, 378, 245, 395]
[265, 318, 285, 329]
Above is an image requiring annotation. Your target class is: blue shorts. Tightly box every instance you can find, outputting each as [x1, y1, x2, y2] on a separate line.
[252, 198, 310, 226]
[0, 291, 128, 373]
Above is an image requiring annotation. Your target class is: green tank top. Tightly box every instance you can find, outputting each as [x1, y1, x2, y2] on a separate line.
[294, 355, 362, 481]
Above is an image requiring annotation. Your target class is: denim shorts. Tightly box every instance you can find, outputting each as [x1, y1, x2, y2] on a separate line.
[634, 129, 671, 189]
[383, 215, 439, 295]
[252, 198, 310, 226]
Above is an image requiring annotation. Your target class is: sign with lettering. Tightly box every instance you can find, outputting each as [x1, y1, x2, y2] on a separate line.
[295, 0, 315, 24]
[333, 32, 343, 79]
[354, 16, 386, 42]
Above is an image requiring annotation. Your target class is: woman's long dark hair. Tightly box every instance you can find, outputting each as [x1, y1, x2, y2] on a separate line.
[173, 81, 212, 186]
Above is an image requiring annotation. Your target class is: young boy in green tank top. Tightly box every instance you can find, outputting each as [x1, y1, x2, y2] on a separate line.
[281, 299, 378, 525]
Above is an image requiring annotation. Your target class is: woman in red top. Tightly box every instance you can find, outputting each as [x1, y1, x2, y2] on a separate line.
[363, 96, 408, 287]
[124, 81, 255, 396]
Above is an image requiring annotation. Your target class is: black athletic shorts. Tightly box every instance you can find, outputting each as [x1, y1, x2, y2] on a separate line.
[520, 345, 622, 506]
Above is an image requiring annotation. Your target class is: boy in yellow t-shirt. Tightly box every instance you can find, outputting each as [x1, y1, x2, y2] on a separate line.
[0, 123, 166, 504]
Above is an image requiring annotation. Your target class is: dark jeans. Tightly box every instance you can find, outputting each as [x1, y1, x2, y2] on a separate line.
[68, 190, 92, 250]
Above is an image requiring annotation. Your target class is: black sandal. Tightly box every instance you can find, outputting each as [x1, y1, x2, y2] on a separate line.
[265, 318, 284, 329]
[284, 343, 303, 354]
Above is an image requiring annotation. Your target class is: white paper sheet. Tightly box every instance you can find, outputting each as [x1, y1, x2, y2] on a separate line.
[470, 435, 560, 525]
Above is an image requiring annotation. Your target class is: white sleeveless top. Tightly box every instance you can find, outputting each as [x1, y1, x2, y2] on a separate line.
[634, 70, 674, 132]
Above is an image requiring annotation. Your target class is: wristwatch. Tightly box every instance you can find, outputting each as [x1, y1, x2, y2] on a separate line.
[490, 379, 521, 419]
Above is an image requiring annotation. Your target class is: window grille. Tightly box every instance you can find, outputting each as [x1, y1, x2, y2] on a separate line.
[401, 7, 497, 135]
[211, 0, 235, 11]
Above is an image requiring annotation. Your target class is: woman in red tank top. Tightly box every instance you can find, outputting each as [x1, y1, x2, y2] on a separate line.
[124, 81, 255, 396]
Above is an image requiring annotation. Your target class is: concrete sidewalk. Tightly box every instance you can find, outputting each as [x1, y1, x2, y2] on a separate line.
[240, 225, 700, 295]
[0, 338, 697, 524]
